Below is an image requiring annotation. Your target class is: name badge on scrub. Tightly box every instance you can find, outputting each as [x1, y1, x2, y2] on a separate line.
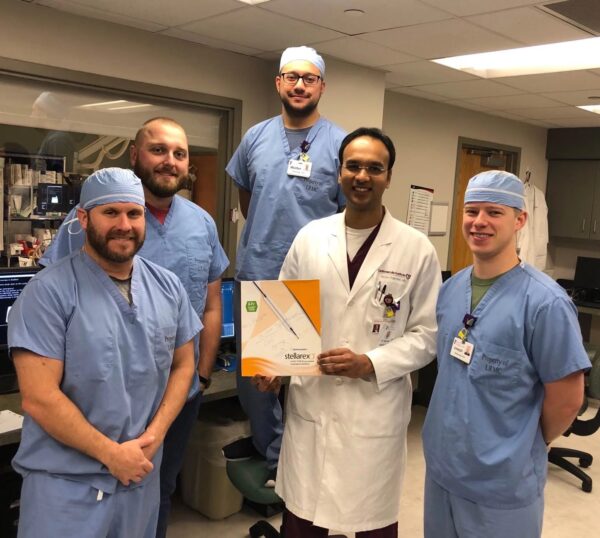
[450, 337, 474, 364]
[287, 159, 312, 178]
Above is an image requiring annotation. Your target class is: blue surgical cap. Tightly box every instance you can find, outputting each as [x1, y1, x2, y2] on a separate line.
[80, 168, 145, 210]
[464, 170, 525, 211]
[280, 46, 325, 78]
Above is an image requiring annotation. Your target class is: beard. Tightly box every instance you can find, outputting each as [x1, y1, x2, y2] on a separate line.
[281, 94, 319, 119]
[86, 216, 145, 263]
[134, 160, 188, 198]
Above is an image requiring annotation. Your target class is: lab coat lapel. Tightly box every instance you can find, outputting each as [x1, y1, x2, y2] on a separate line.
[347, 210, 393, 302]
[327, 213, 351, 295]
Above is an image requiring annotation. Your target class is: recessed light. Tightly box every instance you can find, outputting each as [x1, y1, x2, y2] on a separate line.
[236, 0, 272, 5]
[578, 105, 600, 114]
[434, 36, 600, 78]
[344, 9, 365, 16]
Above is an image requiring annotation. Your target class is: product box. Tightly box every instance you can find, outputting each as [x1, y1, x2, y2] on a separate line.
[241, 279, 321, 376]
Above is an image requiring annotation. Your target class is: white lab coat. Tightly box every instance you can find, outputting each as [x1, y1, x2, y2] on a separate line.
[517, 182, 548, 271]
[276, 209, 441, 532]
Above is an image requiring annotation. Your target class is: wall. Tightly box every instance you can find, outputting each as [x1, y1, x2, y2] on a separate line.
[382, 91, 549, 269]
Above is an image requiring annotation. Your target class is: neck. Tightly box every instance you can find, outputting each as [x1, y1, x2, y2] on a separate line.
[345, 206, 384, 229]
[143, 187, 173, 210]
[472, 251, 519, 279]
[282, 109, 320, 129]
[83, 243, 134, 280]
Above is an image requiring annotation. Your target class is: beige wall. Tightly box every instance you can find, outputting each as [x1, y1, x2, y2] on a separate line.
[382, 90, 549, 269]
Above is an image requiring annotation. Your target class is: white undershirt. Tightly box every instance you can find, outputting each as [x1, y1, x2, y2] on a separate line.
[345, 224, 377, 261]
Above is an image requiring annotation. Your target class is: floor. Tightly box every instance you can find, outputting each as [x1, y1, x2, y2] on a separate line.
[167, 402, 599, 538]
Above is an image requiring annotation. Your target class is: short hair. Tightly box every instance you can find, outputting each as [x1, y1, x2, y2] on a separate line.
[338, 127, 396, 170]
[133, 117, 186, 146]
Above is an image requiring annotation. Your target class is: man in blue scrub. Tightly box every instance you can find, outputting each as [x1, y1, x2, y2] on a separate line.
[39, 117, 229, 538]
[9, 168, 201, 537]
[422, 170, 592, 538]
[226, 46, 346, 484]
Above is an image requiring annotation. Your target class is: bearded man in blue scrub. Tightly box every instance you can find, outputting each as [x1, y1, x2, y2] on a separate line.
[9, 168, 201, 537]
[422, 170, 592, 538]
[39, 118, 229, 538]
[226, 46, 346, 485]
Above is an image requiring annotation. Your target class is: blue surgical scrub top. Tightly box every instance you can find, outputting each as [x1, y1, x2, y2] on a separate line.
[226, 115, 346, 280]
[423, 263, 591, 508]
[40, 195, 229, 396]
[9, 251, 202, 493]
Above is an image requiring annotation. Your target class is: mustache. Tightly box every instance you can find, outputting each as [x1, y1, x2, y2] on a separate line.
[107, 231, 137, 240]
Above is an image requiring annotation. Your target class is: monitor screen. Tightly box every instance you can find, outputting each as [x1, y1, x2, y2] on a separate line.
[573, 257, 600, 290]
[221, 278, 235, 340]
[37, 183, 66, 213]
[0, 268, 40, 393]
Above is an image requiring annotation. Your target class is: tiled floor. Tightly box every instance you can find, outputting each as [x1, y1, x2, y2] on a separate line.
[167, 402, 599, 537]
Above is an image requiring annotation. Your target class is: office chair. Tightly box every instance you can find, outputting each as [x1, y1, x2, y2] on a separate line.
[548, 348, 600, 492]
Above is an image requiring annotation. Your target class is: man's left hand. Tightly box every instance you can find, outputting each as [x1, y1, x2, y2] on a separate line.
[318, 348, 374, 378]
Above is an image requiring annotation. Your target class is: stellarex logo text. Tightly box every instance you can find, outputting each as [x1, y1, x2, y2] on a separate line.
[284, 352, 315, 362]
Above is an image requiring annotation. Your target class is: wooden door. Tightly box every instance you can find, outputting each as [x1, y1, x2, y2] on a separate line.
[450, 149, 507, 274]
[190, 154, 217, 219]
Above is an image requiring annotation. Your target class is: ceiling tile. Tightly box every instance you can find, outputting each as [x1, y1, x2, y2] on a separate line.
[37, 0, 167, 31]
[464, 93, 566, 109]
[496, 71, 600, 93]
[159, 28, 264, 55]
[466, 6, 592, 45]
[410, 79, 521, 99]
[179, 8, 343, 51]
[388, 86, 453, 102]
[261, 0, 450, 35]
[540, 89, 600, 106]
[39, 0, 242, 28]
[505, 105, 595, 120]
[421, 0, 545, 17]
[360, 18, 520, 59]
[313, 37, 417, 68]
[383, 60, 477, 86]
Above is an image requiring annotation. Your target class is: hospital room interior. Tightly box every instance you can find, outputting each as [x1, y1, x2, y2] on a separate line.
[1, 0, 600, 536]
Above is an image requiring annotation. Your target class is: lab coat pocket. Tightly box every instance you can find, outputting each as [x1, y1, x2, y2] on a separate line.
[154, 325, 177, 371]
[468, 341, 524, 389]
[351, 377, 409, 438]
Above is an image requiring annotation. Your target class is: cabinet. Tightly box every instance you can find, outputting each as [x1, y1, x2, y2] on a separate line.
[0, 151, 67, 264]
[546, 160, 600, 240]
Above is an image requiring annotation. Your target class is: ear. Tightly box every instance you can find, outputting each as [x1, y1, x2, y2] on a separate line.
[129, 143, 137, 167]
[320, 80, 326, 96]
[77, 207, 89, 231]
[515, 210, 528, 231]
[275, 75, 282, 94]
[385, 170, 392, 189]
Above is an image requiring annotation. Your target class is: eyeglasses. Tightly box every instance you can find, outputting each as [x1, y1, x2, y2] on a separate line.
[342, 163, 387, 176]
[280, 72, 322, 86]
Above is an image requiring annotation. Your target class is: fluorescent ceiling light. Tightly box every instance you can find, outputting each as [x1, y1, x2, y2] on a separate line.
[434, 36, 600, 78]
[578, 105, 600, 115]
[236, 0, 272, 5]
[107, 104, 153, 111]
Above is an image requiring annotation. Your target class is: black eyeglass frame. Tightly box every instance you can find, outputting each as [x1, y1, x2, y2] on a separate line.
[279, 72, 322, 86]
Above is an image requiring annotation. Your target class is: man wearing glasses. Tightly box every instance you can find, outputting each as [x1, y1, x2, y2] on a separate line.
[225, 46, 346, 486]
[256, 128, 440, 536]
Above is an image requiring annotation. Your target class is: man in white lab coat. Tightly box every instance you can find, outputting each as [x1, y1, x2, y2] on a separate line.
[256, 127, 441, 537]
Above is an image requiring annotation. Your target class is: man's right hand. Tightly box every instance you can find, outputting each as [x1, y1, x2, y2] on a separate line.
[104, 436, 155, 486]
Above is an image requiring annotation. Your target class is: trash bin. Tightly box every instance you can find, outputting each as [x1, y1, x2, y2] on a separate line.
[180, 401, 251, 519]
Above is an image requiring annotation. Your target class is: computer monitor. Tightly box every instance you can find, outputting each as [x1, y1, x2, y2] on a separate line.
[0, 267, 41, 393]
[221, 278, 235, 340]
[573, 257, 600, 290]
[37, 183, 66, 214]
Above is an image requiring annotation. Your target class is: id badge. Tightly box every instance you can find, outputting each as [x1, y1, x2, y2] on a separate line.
[287, 159, 312, 178]
[450, 337, 474, 364]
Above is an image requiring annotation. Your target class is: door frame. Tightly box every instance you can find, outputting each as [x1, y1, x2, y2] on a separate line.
[448, 137, 522, 270]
